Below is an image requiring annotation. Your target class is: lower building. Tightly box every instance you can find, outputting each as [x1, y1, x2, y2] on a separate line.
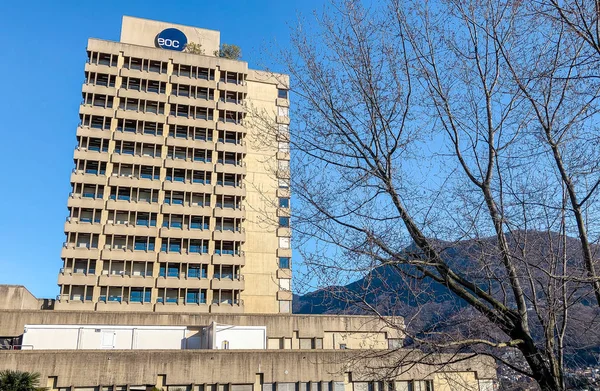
[0, 286, 497, 391]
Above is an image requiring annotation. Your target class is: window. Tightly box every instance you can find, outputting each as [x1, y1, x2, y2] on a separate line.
[279, 237, 290, 249]
[278, 257, 290, 269]
[277, 89, 288, 99]
[279, 217, 290, 228]
[279, 198, 290, 208]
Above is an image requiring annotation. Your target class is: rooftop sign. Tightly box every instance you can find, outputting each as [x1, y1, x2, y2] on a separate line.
[155, 28, 187, 51]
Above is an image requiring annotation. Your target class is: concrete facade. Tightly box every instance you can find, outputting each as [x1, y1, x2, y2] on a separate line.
[57, 16, 291, 314]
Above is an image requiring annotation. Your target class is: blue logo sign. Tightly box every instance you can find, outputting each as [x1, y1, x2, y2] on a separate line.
[155, 28, 187, 51]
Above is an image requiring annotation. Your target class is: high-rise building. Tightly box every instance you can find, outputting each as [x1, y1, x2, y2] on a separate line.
[57, 16, 292, 314]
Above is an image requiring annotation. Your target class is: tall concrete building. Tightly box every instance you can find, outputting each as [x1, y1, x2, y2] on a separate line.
[57, 16, 292, 314]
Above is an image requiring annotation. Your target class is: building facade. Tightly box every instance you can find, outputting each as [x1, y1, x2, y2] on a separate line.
[58, 16, 292, 314]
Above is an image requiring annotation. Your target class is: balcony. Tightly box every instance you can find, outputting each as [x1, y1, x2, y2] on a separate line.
[76, 125, 111, 138]
[166, 115, 215, 129]
[103, 222, 158, 237]
[213, 207, 245, 219]
[84, 62, 119, 76]
[156, 277, 210, 289]
[168, 94, 217, 109]
[216, 141, 246, 154]
[111, 152, 162, 167]
[154, 302, 210, 313]
[160, 227, 211, 240]
[277, 188, 291, 198]
[98, 273, 155, 288]
[277, 151, 291, 161]
[211, 275, 245, 290]
[170, 74, 216, 88]
[70, 171, 106, 186]
[216, 120, 246, 133]
[215, 162, 246, 175]
[213, 229, 246, 242]
[277, 227, 292, 237]
[108, 175, 162, 190]
[276, 116, 291, 125]
[166, 136, 214, 150]
[96, 300, 154, 312]
[209, 299, 244, 314]
[277, 290, 293, 301]
[82, 82, 117, 97]
[101, 247, 157, 261]
[106, 199, 160, 213]
[217, 81, 247, 93]
[64, 218, 103, 235]
[120, 67, 169, 82]
[117, 88, 167, 102]
[113, 130, 165, 145]
[163, 180, 212, 194]
[67, 194, 105, 209]
[57, 271, 97, 286]
[158, 251, 210, 264]
[277, 248, 292, 258]
[216, 100, 246, 112]
[277, 268, 292, 279]
[161, 203, 211, 215]
[73, 147, 110, 163]
[215, 184, 246, 197]
[164, 157, 213, 172]
[54, 299, 96, 311]
[212, 253, 245, 266]
[276, 97, 290, 107]
[115, 108, 166, 124]
[79, 104, 115, 119]
[277, 208, 291, 217]
[61, 244, 99, 259]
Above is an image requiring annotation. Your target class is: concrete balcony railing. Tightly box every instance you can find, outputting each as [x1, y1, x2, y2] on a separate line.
[108, 175, 163, 190]
[70, 171, 107, 186]
[166, 137, 214, 150]
[154, 301, 210, 313]
[75, 125, 111, 138]
[57, 271, 98, 286]
[113, 130, 165, 145]
[216, 141, 246, 154]
[158, 251, 211, 264]
[276, 97, 290, 107]
[79, 105, 115, 119]
[216, 120, 246, 133]
[98, 273, 155, 288]
[277, 290, 293, 301]
[212, 252, 245, 266]
[276, 268, 292, 279]
[54, 299, 96, 311]
[105, 199, 161, 213]
[84, 62, 119, 76]
[111, 153, 163, 167]
[213, 229, 246, 242]
[161, 203, 211, 215]
[213, 207, 245, 219]
[120, 67, 169, 82]
[103, 222, 158, 237]
[156, 277, 210, 289]
[67, 194, 105, 210]
[116, 109, 166, 124]
[117, 88, 168, 103]
[170, 74, 216, 89]
[163, 180, 213, 194]
[82, 83, 117, 97]
[160, 227, 212, 240]
[96, 300, 155, 312]
[277, 188, 291, 198]
[217, 81, 247, 93]
[209, 299, 244, 314]
[211, 275, 245, 291]
[216, 100, 246, 113]
[166, 115, 215, 129]
[168, 94, 217, 109]
[215, 162, 246, 176]
[215, 184, 246, 197]
[164, 157, 213, 172]
[60, 244, 100, 259]
[101, 247, 158, 261]
[277, 248, 292, 258]
[64, 218, 103, 235]
[73, 147, 110, 163]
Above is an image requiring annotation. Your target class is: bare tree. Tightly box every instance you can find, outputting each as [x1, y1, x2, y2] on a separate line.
[248, 1, 600, 390]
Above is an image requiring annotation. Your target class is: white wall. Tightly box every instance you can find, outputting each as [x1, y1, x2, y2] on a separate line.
[22, 325, 186, 350]
[214, 324, 266, 350]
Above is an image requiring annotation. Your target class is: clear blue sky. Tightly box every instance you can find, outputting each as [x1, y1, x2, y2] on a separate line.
[0, 0, 320, 299]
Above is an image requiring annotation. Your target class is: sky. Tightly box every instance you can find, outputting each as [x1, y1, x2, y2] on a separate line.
[0, 0, 323, 299]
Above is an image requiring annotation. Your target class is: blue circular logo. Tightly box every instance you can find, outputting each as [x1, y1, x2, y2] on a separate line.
[155, 28, 188, 52]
